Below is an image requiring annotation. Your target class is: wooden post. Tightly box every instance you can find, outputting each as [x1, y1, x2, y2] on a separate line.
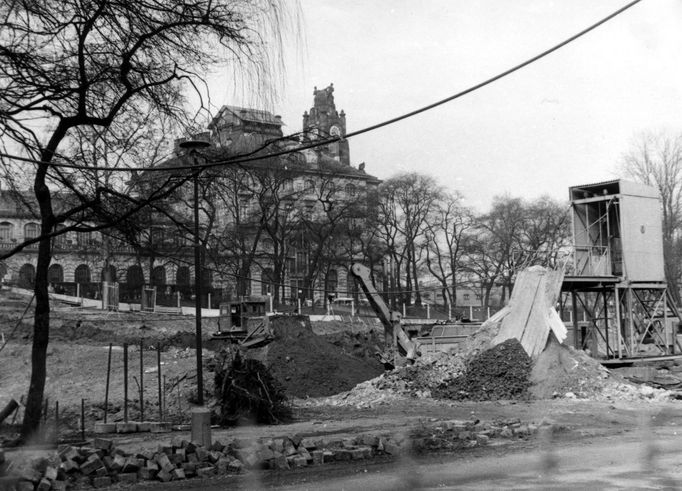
[157, 349, 163, 421]
[163, 375, 167, 423]
[139, 338, 144, 422]
[80, 399, 85, 442]
[55, 401, 59, 442]
[104, 343, 112, 424]
[123, 343, 128, 423]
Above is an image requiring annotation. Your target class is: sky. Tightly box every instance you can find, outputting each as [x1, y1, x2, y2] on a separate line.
[210, 0, 682, 212]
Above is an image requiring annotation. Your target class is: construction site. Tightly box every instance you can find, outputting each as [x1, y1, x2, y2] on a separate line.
[3, 179, 682, 489]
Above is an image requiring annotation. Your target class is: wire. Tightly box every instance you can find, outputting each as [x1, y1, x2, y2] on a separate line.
[0, 0, 642, 173]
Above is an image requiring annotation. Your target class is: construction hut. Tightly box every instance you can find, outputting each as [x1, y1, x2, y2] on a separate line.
[561, 179, 682, 361]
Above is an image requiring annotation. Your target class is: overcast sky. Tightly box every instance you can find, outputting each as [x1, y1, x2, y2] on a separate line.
[212, 0, 682, 211]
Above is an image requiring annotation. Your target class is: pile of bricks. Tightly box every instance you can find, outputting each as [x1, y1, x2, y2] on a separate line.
[2, 418, 551, 489]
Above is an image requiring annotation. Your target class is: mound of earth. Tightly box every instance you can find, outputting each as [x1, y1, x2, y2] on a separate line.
[434, 338, 532, 401]
[249, 315, 383, 398]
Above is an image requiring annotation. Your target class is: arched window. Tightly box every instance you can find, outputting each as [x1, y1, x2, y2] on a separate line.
[152, 266, 166, 286]
[326, 269, 338, 295]
[261, 268, 274, 296]
[48, 264, 64, 283]
[19, 263, 35, 288]
[126, 265, 144, 289]
[74, 264, 91, 284]
[0, 222, 13, 241]
[176, 266, 190, 286]
[100, 265, 116, 282]
[24, 223, 39, 240]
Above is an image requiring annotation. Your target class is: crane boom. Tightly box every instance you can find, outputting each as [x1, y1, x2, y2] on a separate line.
[350, 263, 420, 365]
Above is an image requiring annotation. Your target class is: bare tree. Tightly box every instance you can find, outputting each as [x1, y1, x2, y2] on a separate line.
[0, 0, 293, 440]
[423, 191, 474, 312]
[620, 130, 682, 302]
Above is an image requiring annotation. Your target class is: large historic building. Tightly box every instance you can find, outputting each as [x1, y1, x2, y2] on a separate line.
[0, 85, 380, 307]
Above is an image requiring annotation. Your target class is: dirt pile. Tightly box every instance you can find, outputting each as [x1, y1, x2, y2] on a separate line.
[434, 338, 531, 401]
[530, 337, 671, 402]
[249, 315, 383, 398]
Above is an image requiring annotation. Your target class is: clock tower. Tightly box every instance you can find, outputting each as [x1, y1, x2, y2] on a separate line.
[302, 84, 350, 166]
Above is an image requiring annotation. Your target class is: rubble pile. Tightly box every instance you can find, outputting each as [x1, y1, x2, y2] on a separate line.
[530, 337, 671, 402]
[434, 339, 532, 401]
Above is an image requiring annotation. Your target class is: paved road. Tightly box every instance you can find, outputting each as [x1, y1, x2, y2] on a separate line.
[134, 427, 682, 490]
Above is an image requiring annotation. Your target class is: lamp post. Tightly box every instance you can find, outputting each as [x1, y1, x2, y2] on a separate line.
[179, 137, 210, 406]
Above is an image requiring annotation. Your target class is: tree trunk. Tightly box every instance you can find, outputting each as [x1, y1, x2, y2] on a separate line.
[21, 215, 53, 440]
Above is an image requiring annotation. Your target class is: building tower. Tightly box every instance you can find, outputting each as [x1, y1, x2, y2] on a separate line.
[302, 84, 350, 166]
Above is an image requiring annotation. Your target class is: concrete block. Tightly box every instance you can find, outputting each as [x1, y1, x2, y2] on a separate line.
[322, 450, 334, 463]
[181, 462, 198, 477]
[111, 453, 126, 471]
[270, 455, 289, 470]
[174, 448, 186, 460]
[197, 466, 215, 478]
[350, 448, 365, 460]
[227, 459, 243, 473]
[290, 434, 303, 447]
[94, 422, 117, 434]
[195, 447, 208, 462]
[80, 458, 102, 475]
[116, 422, 137, 434]
[311, 450, 324, 465]
[170, 453, 184, 465]
[270, 438, 285, 453]
[292, 456, 307, 468]
[122, 457, 143, 473]
[186, 453, 198, 463]
[51, 480, 68, 491]
[208, 450, 222, 464]
[191, 407, 212, 447]
[215, 458, 231, 474]
[118, 473, 138, 484]
[94, 466, 108, 477]
[333, 449, 352, 461]
[298, 448, 312, 462]
[136, 422, 152, 432]
[360, 434, 379, 447]
[44, 466, 58, 480]
[155, 453, 174, 473]
[157, 469, 172, 482]
[210, 440, 225, 453]
[36, 478, 52, 491]
[170, 436, 184, 449]
[476, 434, 490, 446]
[93, 438, 113, 452]
[138, 467, 156, 480]
[149, 422, 170, 433]
[92, 476, 112, 488]
[60, 459, 79, 473]
[298, 437, 317, 450]
[383, 442, 401, 455]
[171, 468, 186, 480]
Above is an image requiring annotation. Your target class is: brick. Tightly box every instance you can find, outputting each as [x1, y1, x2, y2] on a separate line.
[51, 481, 68, 491]
[184, 441, 198, 454]
[80, 458, 102, 475]
[170, 453, 184, 465]
[92, 476, 112, 488]
[208, 450, 222, 464]
[155, 453, 174, 472]
[195, 447, 208, 462]
[93, 438, 113, 452]
[171, 468, 186, 480]
[146, 460, 159, 471]
[158, 445, 173, 456]
[118, 473, 138, 484]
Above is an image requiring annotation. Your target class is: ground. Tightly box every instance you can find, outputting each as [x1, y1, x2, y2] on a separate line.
[2, 288, 682, 489]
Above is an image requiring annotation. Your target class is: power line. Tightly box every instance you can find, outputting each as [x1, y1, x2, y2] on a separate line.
[0, 0, 642, 173]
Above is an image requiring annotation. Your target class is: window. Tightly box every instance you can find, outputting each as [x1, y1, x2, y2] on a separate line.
[176, 266, 190, 286]
[24, 223, 39, 240]
[239, 199, 251, 221]
[0, 222, 13, 241]
[19, 263, 35, 288]
[126, 265, 145, 288]
[77, 231, 91, 247]
[345, 183, 357, 197]
[100, 265, 116, 282]
[282, 179, 294, 192]
[463, 293, 470, 301]
[74, 264, 91, 284]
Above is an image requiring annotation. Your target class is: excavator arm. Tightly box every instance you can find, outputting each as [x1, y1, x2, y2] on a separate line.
[350, 263, 420, 366]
